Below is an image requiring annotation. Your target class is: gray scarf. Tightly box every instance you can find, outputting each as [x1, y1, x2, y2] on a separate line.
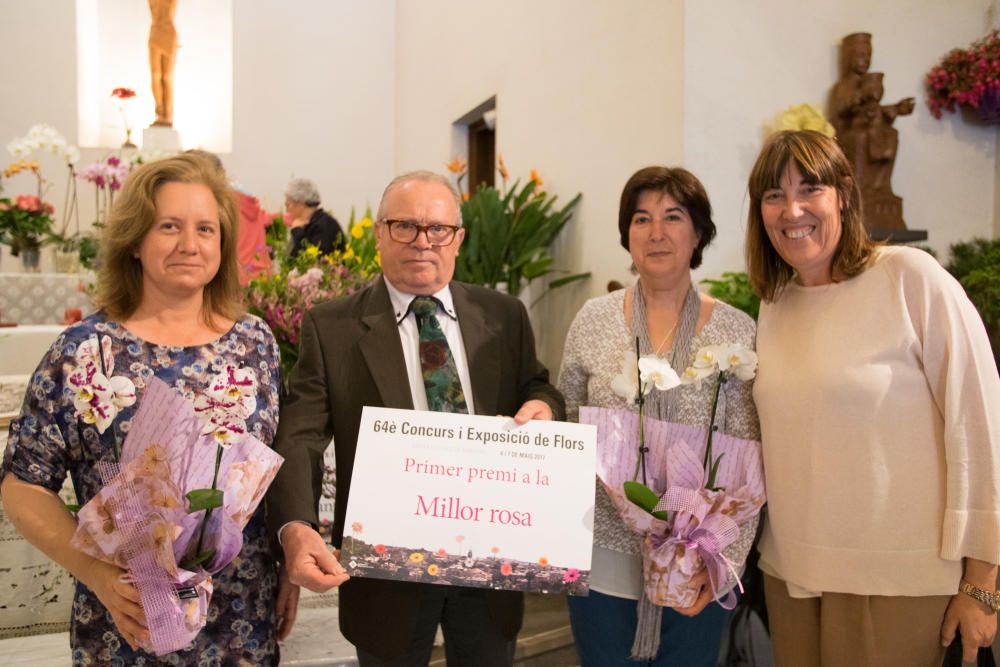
[629, 280, 700, 661]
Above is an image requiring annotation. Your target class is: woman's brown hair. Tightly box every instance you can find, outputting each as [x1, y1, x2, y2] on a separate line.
[745, 130, 878, 302]
[94, 152, 243, 326]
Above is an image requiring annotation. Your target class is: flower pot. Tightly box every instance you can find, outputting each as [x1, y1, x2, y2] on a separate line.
[978, 86, 1000, 124]
[52, 247, 80, 274]
[20, 247, 40, 273]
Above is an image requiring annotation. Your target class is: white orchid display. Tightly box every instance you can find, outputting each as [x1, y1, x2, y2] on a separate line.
[611, 351, 681, 405]
[683, 343, 758, 384]
[612, 342, 682, 506]
[7, 124, 80, 165]
[681, 343, 759, 489]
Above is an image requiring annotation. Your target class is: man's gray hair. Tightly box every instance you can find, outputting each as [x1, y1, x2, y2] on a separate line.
[285, 178, 321, 206]
[376, 171, 463, 227]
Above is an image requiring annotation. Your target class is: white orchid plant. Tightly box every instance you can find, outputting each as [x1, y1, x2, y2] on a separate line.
[680, 343, 759, 490]
[610, 340, 759, 517]
[611, 339, 681, 516]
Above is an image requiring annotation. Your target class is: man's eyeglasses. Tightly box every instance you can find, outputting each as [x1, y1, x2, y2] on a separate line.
[382, 219, 461, 246]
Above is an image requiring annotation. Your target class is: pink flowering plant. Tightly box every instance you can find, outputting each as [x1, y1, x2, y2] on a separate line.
[925, 29, 1000, 120]
[0, 193, 55, 255]
[245, 207, 379, 379]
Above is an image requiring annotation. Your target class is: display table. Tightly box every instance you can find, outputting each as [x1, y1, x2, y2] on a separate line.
[0, 273, 92, 326]
[0, 326, 68, 376]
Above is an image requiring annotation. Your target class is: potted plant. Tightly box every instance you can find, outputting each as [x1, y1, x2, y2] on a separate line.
[946, 237, 1000, 364]
[451, 156, 589, 301]
[6, 125, 81, 271]
[925, 29, 1000, 122]
[0, 193, 54, 271]
[700, 272, 760, 321]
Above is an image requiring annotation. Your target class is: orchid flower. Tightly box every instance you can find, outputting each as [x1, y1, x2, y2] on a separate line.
[681, 343, 759, 489]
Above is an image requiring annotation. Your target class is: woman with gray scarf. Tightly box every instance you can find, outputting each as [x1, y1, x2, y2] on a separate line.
[558, 166, 760, 666]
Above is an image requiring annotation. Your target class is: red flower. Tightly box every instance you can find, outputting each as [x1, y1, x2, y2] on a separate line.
[420, 340, 448, 370]
[15, 194, 46, 212]
[436, 548, 447, 557]
[111, 87, 137, 99]
[374, 544, 386, 555]
[500, 562, 513, 576]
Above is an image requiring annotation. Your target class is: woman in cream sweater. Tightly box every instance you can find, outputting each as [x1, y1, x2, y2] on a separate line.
[746, 130, 999, 666]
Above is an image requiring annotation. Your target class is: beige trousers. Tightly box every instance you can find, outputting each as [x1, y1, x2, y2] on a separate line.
[763, 574, 951, 667]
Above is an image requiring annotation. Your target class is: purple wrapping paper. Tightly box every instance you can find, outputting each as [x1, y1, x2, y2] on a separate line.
[72, 377, 283, 655]
[579, 406, 765, 608]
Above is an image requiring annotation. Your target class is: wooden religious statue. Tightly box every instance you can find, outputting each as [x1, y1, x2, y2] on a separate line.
[829, 33, 919, 236]
[148, 0, 178, 127]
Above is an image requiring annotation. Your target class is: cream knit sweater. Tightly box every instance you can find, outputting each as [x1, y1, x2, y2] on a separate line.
[755, 246, 1000, 596]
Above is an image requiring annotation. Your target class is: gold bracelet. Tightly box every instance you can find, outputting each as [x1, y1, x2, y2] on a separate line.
[959, 580, 1000, 614]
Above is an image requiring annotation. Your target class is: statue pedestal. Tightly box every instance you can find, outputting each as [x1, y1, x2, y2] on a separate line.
[142, 126, 181, 153]
[868, 228, 928, 243]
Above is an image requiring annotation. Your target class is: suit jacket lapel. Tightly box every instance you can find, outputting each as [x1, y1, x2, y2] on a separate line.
[452, 282, 500, 415]
[359, 277, 414, 410]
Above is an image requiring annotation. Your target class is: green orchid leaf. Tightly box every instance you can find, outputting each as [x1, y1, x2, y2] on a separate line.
[707, 453, 726, 490]
[186, 488, 224, 512]
[623, 481, 668, 520]
[180, 549, 216, 570]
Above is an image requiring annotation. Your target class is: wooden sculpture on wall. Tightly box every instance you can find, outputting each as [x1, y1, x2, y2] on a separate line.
[148, 0, 178, 128]
[829, 33, 921, 238]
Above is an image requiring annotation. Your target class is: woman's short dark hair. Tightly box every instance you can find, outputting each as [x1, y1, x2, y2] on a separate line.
[618, 166, 716, 269]
[94, 153, 243, 326]
[745, 130, 878, 302]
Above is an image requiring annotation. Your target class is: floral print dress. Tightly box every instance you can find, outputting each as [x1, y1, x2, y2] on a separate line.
[1, 312, 282, 666]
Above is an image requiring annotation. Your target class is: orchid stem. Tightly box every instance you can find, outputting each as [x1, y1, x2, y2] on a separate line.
[632, 336, 648, 485]
[194, 444, 224, 561]
[703, 372, 726, 487]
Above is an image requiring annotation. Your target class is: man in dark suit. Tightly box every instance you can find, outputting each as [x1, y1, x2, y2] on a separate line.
[267, 171, 565, 666]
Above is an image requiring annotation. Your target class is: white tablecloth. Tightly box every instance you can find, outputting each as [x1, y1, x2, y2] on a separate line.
[0, 273, 93, 326]
[0, 326, 68, 376]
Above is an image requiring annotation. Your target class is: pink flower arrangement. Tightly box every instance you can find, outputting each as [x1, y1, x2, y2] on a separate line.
[78, 156, 131, 191]
[925, 30, 1000, 119]
[245, 242, 376, 380]
[12, 194, 54, 215]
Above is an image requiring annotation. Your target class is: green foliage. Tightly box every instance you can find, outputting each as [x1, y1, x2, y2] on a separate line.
[186, 488, 224, 512]
[700, 272, 761, 321]
[454, 179, 589, 299]
[623, 481, 668, 520]
[947, 238, 1000, 341]
[0, 197, 54, 256]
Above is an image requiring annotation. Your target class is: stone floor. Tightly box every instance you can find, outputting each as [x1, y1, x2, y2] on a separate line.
[0, 590, 578, 666]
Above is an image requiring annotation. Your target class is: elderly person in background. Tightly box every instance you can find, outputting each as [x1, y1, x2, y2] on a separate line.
[558, 166, 760, 666]
[747, 130, 1000, 666]
[0, 154, 291, 664]
[284, 177, 345, 257]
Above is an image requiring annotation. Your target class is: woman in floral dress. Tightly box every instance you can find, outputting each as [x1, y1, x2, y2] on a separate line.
[0, 153, 295, 665]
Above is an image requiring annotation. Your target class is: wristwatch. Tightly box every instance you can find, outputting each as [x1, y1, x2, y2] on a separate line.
[959, 580, 1000, 613]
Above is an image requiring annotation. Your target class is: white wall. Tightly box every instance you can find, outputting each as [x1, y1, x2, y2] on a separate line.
[0, 0, 395, 259]
[685, 0, 999, 274]
[227, 0, 395, 218]
[2, 0, 997, 366]
[394, 0, 686, 369]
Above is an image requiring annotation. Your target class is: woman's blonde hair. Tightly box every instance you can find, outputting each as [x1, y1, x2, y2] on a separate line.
[745, 130, 879, 302]
[94, 152, 243, 326]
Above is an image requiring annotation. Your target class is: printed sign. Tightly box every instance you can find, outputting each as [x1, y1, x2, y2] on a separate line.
[342, 407, 596, 594]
